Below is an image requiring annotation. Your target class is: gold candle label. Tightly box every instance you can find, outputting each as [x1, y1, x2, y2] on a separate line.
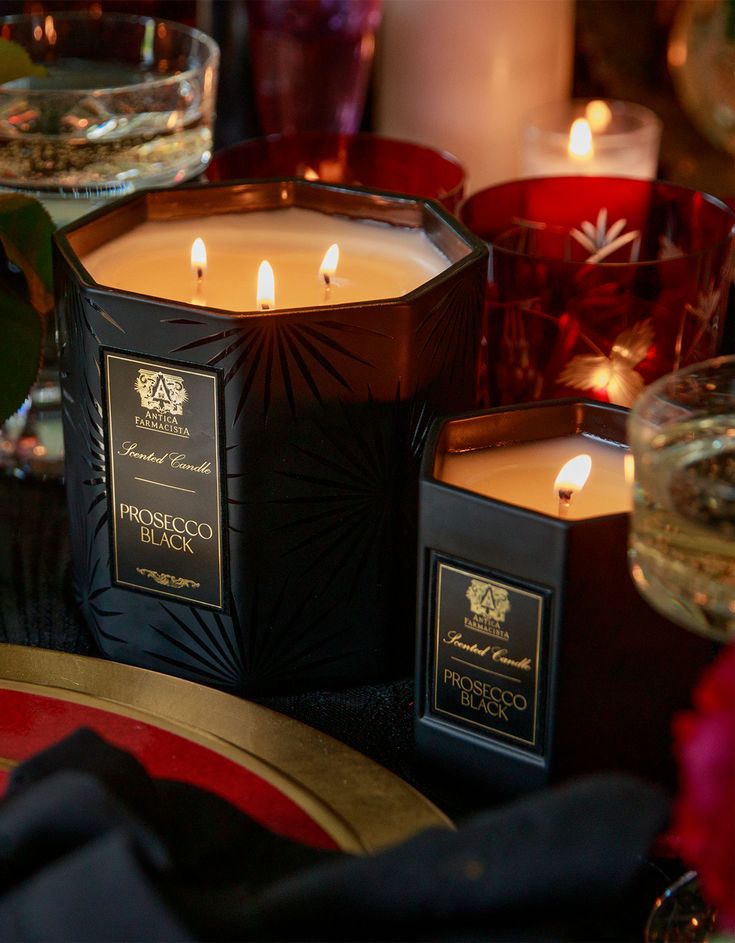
[103, 350, 225, 610]
[430, 556, 549, 753]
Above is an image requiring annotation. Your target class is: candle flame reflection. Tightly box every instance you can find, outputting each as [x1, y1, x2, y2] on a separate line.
[257, 259, 275, 311]
[568, 118, 594, 160]
[585, 100, 612, 133]
[624, 452, 635, 486]
[554, 454, 592, 504]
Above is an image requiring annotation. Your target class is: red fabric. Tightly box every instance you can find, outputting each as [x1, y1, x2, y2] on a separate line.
[0, 688, 338, 850]
[670, 645, 735, 930]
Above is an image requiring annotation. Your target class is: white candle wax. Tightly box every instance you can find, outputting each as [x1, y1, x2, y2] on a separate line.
[520, 99, 661, 180]
[375, 0, 574, 191]
[437, 435, 631, 520]
[81, 207, 450, 311]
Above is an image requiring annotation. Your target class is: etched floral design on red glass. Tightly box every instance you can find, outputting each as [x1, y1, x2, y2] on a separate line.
[461, 177, 735, 408]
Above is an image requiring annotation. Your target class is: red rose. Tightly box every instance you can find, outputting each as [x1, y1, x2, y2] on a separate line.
[669, 643, 735, 930]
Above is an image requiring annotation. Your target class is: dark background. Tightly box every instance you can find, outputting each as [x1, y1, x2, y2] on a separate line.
[0, 0, 732, 198]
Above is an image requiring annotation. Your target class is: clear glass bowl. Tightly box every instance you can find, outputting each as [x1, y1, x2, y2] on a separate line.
[0, 11, 219, 200]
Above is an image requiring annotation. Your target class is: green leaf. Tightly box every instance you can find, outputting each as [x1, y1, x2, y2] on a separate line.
[0, 289, 42, 423]
[0, 193, 54, 314]
[0, 37, 47, 85]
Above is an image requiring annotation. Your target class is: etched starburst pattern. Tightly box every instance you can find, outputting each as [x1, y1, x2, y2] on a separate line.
[273, 389, 433, 585]
[571, 208, 641, 263]
[58, 284, 126, 644]
[214, 389, 435, 688]
[687, 285, 722, 327]
[658, 235, 685, 260]
[558, 319, 655, 407]
[143, 599, 245, 690]
[166, 315, 386, 422]
[415, 274, 485, 388]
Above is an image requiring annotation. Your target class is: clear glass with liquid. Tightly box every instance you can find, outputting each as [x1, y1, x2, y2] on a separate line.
[0, 11, 218, 478]
[0, 12, 219, 213]
[629, 356, 735, 641]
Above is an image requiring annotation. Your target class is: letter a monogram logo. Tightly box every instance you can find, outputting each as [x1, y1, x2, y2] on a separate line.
[466, 579, 511, 623]
[134, 369, 188, 416]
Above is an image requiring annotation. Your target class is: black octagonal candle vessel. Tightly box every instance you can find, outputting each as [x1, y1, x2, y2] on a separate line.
[54, 179, 487, 693]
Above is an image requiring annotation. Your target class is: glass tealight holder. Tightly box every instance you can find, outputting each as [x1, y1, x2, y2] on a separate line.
[520, 98, 662, 179]
[460, 176, 735, 409]
[628, 355, 735, 642]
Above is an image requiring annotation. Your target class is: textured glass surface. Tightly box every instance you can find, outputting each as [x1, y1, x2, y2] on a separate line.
[461, 176, 735, 409]
[0, 12, 219, 197]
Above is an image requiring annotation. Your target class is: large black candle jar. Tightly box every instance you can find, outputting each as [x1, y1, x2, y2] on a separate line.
[54, 179, 487, 693]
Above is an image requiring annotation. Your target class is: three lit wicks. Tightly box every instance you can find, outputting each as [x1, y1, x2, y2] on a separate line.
[190, 240, 340, 311]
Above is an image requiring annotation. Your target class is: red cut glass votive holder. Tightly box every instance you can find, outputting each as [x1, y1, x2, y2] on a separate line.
[460, 176, 735, 408]
[206, 132, 466, 213]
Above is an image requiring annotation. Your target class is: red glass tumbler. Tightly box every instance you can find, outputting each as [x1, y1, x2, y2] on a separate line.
[206, 131, 466, 213]
[461, 176, 735, 408]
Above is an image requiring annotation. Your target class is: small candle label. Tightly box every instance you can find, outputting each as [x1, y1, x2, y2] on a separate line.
[430, 556, 549, 753]
[103, 351, 226, 610]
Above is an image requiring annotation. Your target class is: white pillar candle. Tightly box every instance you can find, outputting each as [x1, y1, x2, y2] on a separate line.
[81, 207, 450, 311]
[520, 99, 662, 179]
[436, 435, 632, 520]
[374, 0, 574, 192]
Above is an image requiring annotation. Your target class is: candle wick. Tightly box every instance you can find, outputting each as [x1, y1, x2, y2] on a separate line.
[192, 276, 205, 307]
[260, 302, 271, 311]
[558, 488, 573, 516]
[323, 273, 332, 305]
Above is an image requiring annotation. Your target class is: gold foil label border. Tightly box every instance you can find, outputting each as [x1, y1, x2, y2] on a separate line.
[430, 557, 548, 753]
[103, 350, 226, 611]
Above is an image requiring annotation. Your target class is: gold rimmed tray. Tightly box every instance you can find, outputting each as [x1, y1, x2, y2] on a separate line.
[0, 644, 450, 854]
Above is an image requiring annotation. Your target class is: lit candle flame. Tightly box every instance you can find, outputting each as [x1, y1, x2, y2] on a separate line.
[585, 100, 612, 133]
[190, 237, 207, 280]
[319, 243, 339, 286]
[303, 167, 320, 181]
[568, 118, 594, 161]
[554, 453, 592, 510]
[44, 14, 57, 44]
[257, 259, 275, 311]
[190, 238, 207, 306]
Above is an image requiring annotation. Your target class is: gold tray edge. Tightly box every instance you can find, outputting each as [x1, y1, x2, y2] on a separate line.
[0, 644, 452, 853]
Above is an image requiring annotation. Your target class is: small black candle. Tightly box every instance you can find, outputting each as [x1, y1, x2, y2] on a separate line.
[416, 399, 712, 795]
